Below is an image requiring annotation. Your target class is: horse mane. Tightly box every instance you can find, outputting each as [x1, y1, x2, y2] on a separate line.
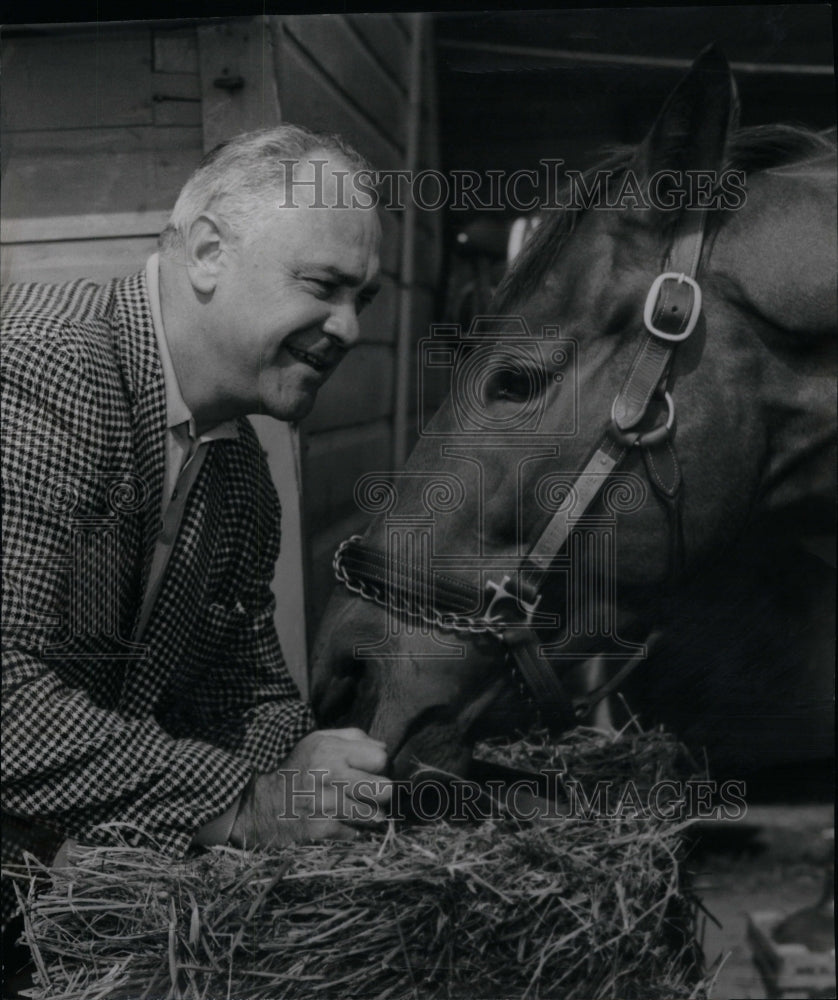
[493, 123, 837, 313]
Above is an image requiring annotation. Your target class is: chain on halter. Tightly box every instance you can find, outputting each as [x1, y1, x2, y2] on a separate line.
[331, 534, 639, 726]
[333, 535, 505, 639]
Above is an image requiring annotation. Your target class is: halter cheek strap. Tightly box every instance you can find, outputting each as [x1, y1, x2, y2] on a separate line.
[511, 214, 709, 723]
[523, 228, 705, 586]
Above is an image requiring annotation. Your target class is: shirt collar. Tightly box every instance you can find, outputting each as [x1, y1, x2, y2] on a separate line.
[145, 254, 238, 443]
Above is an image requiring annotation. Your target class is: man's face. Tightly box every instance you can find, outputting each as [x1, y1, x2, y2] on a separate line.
[210, 158, 381, 422]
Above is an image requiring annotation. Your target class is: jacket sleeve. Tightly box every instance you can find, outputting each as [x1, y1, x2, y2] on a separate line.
[1, 326, 252, 857]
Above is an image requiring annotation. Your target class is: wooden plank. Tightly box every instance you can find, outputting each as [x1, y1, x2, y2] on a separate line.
[197, 18, 282, 152]
[410, 285, 439, 340]
[409, 286, 445, 428]
[153, 99, 203, 128]
[276, 32, 402, 174]
[345, 14, 409, 89]
[0, 236, 159, 286]
[377, 210, 402, 281]
[250, 415, 309, 696]
[408, 286, 444, 460]
[413, 224, 442, 291]
[391, 13, 413, 40]
[151, 71, 201, 101]
[359, 274, 399, 344]
[307, 509, 370, 631]
[283, 15, 406, 150]
[1, 212, 172, 244]
[151, 72, 202, 127]
[153, 28, 199, 74]
[303, 419, 392, 525]
[1, 125, 202, 155]
[1, 131, 201, 225]
[420, 17, 444, 276]
[1, 32, 153, 131]
[301, 344, 394, 433]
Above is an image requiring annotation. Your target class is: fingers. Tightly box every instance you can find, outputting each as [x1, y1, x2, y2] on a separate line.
[296, 728, 390, 778]
[315, 768, 391, 827]
[246, 729, 394, 846]
[345, 741, 388, 775]
[321, 727, 387, 747]
[341, 767, 393, 804]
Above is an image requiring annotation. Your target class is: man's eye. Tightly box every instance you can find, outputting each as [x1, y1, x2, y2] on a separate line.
[309, 279, 337, 297]
[356, 294, 375, 315]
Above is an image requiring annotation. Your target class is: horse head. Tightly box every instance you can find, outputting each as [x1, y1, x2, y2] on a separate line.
[312, 47, 836, 780]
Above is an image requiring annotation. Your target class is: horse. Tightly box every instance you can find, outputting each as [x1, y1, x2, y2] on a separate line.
[311, 46, 836, 785]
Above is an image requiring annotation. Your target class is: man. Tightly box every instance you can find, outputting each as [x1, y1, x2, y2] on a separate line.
[1, 125, 390, 944]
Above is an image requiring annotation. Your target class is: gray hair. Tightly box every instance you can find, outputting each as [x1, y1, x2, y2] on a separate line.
[159, 123, 372, 253]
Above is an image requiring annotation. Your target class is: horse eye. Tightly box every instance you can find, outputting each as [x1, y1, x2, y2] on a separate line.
[484, 368, 542, 403]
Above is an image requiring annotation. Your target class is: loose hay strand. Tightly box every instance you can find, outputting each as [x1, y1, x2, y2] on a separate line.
[8, 727, 711, 1000]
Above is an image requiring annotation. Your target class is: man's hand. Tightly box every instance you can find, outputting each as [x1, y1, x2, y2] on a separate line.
[229, 728, 392, 848]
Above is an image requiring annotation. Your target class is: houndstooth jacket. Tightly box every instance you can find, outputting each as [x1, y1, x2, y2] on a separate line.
[1, 270, 315, 925]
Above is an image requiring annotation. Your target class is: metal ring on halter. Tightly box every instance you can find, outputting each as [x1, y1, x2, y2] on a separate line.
[608, 391, 675, 448]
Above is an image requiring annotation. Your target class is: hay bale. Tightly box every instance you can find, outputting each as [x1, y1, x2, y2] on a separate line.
[11, 727, 710, 1000]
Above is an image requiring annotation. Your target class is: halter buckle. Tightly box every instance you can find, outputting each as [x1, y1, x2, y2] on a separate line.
[644, 272, 702, 342]
[485, 574, 542, 629]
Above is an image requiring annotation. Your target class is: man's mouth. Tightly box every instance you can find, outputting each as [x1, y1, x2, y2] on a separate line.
[286, 345, 332, 373]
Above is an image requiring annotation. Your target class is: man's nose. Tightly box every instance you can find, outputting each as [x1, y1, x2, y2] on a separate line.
[323, 302, 360, 348]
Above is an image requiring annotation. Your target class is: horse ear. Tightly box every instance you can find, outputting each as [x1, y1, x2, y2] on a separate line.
[636, 44, 739, 194]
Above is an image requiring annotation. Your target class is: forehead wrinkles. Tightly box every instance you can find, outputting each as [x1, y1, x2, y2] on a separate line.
[304, 207, 380, 282]
[309, 202, 378, 245]
[260, 199, 379, 271]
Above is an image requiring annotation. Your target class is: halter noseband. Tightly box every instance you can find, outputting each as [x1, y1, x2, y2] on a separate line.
[334, 207, 709, 729]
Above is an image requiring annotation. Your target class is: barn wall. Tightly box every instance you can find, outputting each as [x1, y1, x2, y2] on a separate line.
[0, 15, 443, 686]
[0, 26, 201, 283]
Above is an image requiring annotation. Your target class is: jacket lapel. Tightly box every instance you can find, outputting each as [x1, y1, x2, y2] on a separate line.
[118, 445, 226, 717]
[108, 270, 167, 616]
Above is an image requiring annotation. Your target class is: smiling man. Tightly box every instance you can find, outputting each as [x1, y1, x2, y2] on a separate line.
[1, 126, 389, 945]
[158, 134, 382, 429]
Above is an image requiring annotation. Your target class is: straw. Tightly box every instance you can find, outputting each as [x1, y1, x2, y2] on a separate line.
[7, 726, 710, 1000]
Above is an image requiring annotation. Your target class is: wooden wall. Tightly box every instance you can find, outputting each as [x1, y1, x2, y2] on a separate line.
[1, 14, 443, 686]
[0, 25, 201, 280]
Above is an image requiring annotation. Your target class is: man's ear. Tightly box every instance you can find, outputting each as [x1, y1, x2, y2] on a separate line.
[185, 214, 228, 295]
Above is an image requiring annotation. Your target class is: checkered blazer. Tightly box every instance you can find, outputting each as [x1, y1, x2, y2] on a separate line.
[1, 270, 314, 926]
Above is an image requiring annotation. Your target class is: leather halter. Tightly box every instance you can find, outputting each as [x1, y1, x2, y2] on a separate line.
[502, 213, 707, 725]
[334, 205, 709, 729]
